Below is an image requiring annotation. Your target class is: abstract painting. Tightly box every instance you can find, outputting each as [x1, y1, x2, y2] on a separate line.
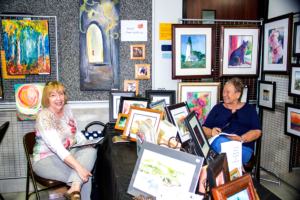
[290, 112, 300, 132]
[186, 92, 211, 125]
[79, 0, 119, 90]
[228, 35, 252, 68]
[268, 27, 284, 64]
[2, 20, 50, 75]
[181, 35, 206, 68]
[15, 83, 45, 120]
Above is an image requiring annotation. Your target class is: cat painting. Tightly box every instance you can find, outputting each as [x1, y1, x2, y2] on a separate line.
[229, 40, 248, 66]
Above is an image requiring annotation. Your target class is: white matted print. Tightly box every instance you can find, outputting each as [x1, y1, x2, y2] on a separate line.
[258, 81, 276, 111]
[170, 106, 190, 143]
[152, 96, 170, 106]
[122, 100, 148, 114]
[286, 104, 300, 138]
[290, 65, 300, 96]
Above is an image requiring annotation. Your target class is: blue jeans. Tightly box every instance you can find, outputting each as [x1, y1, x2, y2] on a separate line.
[211, 136, 253, 164]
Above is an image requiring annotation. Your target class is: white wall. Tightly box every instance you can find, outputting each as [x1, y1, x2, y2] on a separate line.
[268, 0, 299, 19]
[152, 0, 182, 92]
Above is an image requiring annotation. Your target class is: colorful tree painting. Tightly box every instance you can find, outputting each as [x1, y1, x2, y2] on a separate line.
[2, 20, 50, 75]
[187, 92, 211, 125]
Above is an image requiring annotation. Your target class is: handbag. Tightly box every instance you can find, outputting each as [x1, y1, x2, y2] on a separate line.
[81, 121, 106, 140]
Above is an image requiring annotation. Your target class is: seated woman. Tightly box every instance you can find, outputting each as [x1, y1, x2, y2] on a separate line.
[202, 77, 262, 164]
[32, 81, 97, 200]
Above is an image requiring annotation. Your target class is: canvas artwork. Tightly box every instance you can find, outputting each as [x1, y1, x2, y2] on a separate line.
[215, 170, 225, 187]
[186, 92, 211, 125]
[174, 111, 189, 137]
[227, 189, 250, 200]
[290, 112, 300, 132]
[263, 90, 269, 101]
[132, 149, 196, 197]
[2, 20, 50, 75]
[122, 100, 148, 114]
[15, 83, 45, 120]
[181, 35, 206, 69]
[79, 0, 119, 90]
[268, 27, 284, 64]
[228, 35, 252, 68]
[129, 114, 157, 135]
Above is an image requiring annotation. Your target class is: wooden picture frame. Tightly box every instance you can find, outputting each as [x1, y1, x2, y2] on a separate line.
[124, 80, 139, 95]
[122, 107, 164, 142]
[219, 25, 260, 77]
[229, 168, 241, 181]
[172, 24, 215, 79]
[288, 64, 300, 97]
[258, 81, 276, 111]
[135, 64, 150, 79]
[115, 114, 128, 131]
[293, 21, 300, 57]
[118, 96, 150, 115]
[285, 103, 300, 139]
[145, 90, 176, 106]
[212, 174, 257, 200]
[109, 91, 135, 123]
[130, 44, 145, 60]
[262, 13, 293, 74]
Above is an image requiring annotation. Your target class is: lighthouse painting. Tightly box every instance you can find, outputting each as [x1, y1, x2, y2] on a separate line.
[181, 35, 206, 68]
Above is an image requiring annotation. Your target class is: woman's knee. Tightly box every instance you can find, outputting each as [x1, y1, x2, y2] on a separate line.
[211, 136, 231, 153]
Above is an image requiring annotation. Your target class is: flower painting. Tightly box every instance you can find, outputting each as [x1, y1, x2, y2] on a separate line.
[187, 92, 211, 124]
[2, 20, 50, 75]
[174, 112, 189, 137]
[181, 35, 206, 68]
[290, 111, 300, 132]
[228, 35, 252, 68]
[268, 27, 284, 64]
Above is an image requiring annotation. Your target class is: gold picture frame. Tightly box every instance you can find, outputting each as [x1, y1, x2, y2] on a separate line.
[124, 80, 139, 95]
[229, 168, 241, 181]
[130, 44, 145, 60]
[115, 113, 128, 131]
[135, 64, 150, 79]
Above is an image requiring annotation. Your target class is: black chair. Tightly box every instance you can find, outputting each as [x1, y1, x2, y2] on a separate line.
[0, 121, 10, 200]
[23, 132, 65, 200]
[243, 137, 261, 181]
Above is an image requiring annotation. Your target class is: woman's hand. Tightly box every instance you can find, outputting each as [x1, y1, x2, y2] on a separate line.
[226, 135, 241, 142]
[76, 165, 92, 183]
[211, 127, 221, 137]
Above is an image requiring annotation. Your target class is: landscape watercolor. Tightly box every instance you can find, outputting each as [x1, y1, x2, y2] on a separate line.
[181, 35, 206, 68]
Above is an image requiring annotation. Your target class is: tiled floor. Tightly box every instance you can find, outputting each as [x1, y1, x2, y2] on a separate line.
[1, 169, 300, 200]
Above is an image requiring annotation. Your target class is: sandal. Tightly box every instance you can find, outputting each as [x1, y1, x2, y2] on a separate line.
[63, 191, 81, 200]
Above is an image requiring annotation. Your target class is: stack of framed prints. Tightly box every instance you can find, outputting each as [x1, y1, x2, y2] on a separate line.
[258, 81, 276, 111]
[145, 90, 176, 106]
[109, 92, 135, 122]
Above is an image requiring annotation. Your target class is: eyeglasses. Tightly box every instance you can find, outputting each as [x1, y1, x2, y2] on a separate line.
[49, 93, 64, 99]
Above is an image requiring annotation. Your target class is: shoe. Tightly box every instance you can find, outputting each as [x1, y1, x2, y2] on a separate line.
[63, 191, 81, 200]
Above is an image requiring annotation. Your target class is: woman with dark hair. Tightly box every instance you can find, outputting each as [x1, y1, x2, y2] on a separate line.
[203, 77, 261, 164]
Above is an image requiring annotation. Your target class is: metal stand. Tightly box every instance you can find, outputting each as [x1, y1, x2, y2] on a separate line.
[260, 167, 280, 186]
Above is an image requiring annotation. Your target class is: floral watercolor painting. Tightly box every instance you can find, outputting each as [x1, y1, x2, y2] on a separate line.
[187, 92, 211, 125]
[2, 20, 50, 75]
[174, 112, 189, 137]
[15, 83, 45, 120]
[268, 27, 284, 64]
[228, 35, 252, 68]
[290, 111, 300, 132]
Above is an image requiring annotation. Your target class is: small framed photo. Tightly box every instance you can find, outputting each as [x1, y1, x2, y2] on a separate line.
[263, 13, 293, 74]
[118, 96, 150, 115]
[115, 114, 128, 131]
[109, 91, 135, 123]
[220, 25, 260, 77]
[285, 103, 300, 139]
[124, 80, 139, 95]
[130, 44, 145, 60]
[172, 24, 215, 79]
[145, 90, 176, 106]
[178, 82, 220, 125]
[122, 107, 164, 141]
[229, 168, 241, 181]
[293, 21, 300, 57]
[240, 85, 250, 103]
[212, 174, 257, 200]
[135, 64, 150, 79]
[165, 102, 190, 146]
[288, 64, 300, 97]
[258, 81, 276, 111]
[127, 141, 204, 198]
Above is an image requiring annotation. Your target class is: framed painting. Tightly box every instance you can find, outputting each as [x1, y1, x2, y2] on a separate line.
[135, 64, 150, 79]
[150, 99, 167, 120]
[240, 85, 250, 103]
[109, 91, 135, 123]
[127, 141, 204, 198]
[229, 168, 241, 181]
[285, 103, 300, 139]
[165, 102, 190, 146]
[263, 13, 293, 74]
[293, 21, 300, 57]
[212, 174, 257, 200]
[172, 24, 214, 79]
[145, 90, 176, 106]
[122, 107, 163, 141]
[2, 20, 50, 75]
[118, 96, 150, 115]
[79, 0, 119, 91]
[14, 83, 45, 120]
[219, 25, 260, 77]
[258, 81, 276, 111]
[130, 44, 145, 60]
[115, 114, 128, 131]
[288, 64, 300, 97]
[178, 82, 220, 125]
[124, 80, 139, 95]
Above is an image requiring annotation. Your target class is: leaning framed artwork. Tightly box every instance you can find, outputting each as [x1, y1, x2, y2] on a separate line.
[293, 21, 300, 57]
[115, 114, 128, 131]
[219, 25, 260, 77]
[118, 96, 150, 115]
[172, 24, 214, 79]
[285, 103, 300, 138]
[263, 13, 293, 74]
[229, 168, 241, 181]
[240, 85, 250, 103]
[130, 44, 145, 60]
[124, 80, 139, 95]
[288, 64, 300, 97]
[258, 81, 276, 111]
[135, 64, 150, 79]
[145, 90, 176, 106]
[178, 82, 220, 125]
